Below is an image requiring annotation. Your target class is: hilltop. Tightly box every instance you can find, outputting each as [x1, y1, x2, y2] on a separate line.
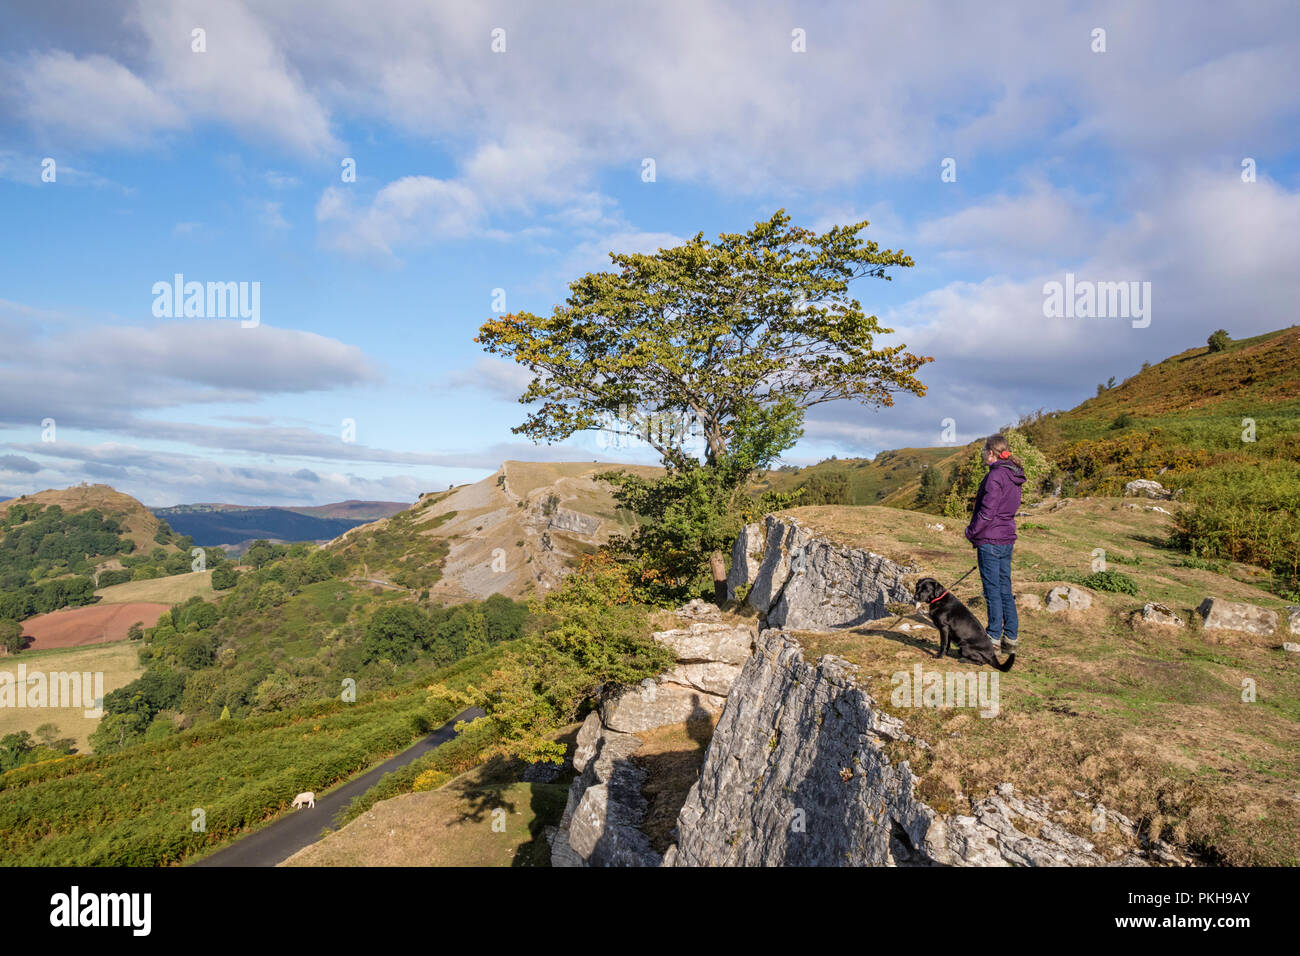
[328, 460, 662, 602]
[0, 483, 172, 553]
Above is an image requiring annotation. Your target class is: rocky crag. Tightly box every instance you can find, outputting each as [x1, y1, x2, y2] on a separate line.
[553, 513, 1195, 867]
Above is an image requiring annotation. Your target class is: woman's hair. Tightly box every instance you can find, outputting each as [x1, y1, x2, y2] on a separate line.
[984, 433, 1023, 469]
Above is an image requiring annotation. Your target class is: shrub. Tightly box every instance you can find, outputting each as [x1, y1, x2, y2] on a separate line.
[1079, 570, 1139, 595]
[1207, 329, 1230, 352]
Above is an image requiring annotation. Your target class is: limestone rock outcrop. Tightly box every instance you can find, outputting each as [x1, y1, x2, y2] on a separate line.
[728, 515, 915, 629]
[549, 609, 758, 866]
[666, 629, 1187, 867]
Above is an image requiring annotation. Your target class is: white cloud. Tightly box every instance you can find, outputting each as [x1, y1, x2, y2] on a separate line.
[316, 177, 485, 262]
[7, 50, 184, 148]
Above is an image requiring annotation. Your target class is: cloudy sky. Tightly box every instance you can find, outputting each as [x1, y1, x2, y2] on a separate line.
[1, 0, 1297, 506]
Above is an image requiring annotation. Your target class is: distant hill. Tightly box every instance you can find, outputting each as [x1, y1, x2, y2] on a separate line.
[151, 504, 406, 547]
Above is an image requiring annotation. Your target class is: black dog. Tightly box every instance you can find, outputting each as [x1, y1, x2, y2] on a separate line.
[912, 577, 1015, 671]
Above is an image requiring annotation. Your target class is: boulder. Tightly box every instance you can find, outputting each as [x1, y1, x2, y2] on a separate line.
[675, 598, 723, 622]
[1283, 642, 1300, 654]
[652, 620, 756, 666]
[599, 678, 725, 734]
[1137, 602, 1184, 628]
[741, 514, 915, 629]
[1197, 598, 1278, 636]
[1288, 607, 1300, 636]
[1124, 479, 1169, 499]
[663, 661, 743, 696]
[1017, 592, 1044, 612]
[1046, 585, 1093, 613]
[726, 522, 765, 602]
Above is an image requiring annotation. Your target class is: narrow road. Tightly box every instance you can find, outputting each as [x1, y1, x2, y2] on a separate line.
[191, 706, 486, 867]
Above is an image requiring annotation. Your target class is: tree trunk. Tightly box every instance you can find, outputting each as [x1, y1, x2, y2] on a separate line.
[710, 551, 728, 605]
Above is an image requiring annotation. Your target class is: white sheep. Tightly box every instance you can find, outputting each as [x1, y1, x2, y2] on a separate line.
[291, 791, 316, 809]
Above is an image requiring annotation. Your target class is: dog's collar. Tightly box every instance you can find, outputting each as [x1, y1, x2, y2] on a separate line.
[929, 590, 949, 604]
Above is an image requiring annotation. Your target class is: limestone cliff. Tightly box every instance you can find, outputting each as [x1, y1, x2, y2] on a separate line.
[666, 629, 1187, 866]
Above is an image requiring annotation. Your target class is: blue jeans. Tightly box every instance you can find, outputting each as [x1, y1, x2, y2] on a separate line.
[975, 543, 1018, 643]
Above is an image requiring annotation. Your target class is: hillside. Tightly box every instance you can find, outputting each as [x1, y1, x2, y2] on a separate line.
[328, 460, 662, 602]
[880, 326, 1300, 508]
[754, 447, 954, 505]
[539, 503, 1299, 868]
[0, 483, 203, 627]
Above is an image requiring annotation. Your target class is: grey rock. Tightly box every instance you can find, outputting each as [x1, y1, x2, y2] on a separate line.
[663, 660, 744, 696]
[1137, 602, 1185, 628]
[1124, 479, 1169, 499]
[1046, 585, 1094, 613]
[670, 630, 1160, 867]
[726, 523, 765, 602]
[547, 506, 600, 536]
[1198, 598, 1278, 636]
[1017, 592, 1044, 612]
[743, 514, 915, 629]
[1282, 642, 1300, 654]
[675, 598, 723, 622]
[599, 679, 725, 734]
[652, 621, 756, 666]
[1288, 606, 1300, 636]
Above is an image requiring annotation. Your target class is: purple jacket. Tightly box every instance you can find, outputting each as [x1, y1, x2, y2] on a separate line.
[965, 460, 1025, 546]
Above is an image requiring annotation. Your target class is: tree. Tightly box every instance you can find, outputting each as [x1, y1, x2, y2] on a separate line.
[34, 723, 61, 747]
[362, 604, 431, 664]
[478, 210, 930, 599]
[0, 619, 24, 655]
[796, 471, 852, 506]
[211, 563, 238, 590]
[1207, 329, 1231, 352]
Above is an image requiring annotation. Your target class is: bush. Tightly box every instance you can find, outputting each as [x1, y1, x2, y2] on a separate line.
[362, 604, 431, 664]
[476, 553, 674, 762]
[1079, 570, 1139, 595]
[1207, 329, 1231, 352]
[210, 563, 238, 590]
[96, 568, 133, 588]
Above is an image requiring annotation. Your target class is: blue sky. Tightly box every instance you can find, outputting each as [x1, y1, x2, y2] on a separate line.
[1, 0, 1297, 506]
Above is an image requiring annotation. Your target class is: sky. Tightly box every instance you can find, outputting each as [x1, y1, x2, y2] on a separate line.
[1, 0, 1297, 507]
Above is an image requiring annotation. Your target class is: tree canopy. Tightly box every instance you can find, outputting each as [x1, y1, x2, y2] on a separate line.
[477, 210, 931, 468]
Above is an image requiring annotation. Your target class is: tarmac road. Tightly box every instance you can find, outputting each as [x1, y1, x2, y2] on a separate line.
[191, 706, 486, 867]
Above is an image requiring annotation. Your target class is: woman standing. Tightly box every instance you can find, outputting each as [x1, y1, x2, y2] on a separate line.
[964, 434, 1026, 653]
